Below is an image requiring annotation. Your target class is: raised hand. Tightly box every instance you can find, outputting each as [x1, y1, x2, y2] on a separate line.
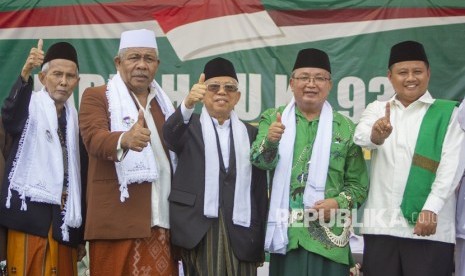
[184, 73, 207, 109]
[121, 109, 151, 152]
[22, 39, 45, 81]
[370, 102, 393, 145]
[267, 112, 285, 143]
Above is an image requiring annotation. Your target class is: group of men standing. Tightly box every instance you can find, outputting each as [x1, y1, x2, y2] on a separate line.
[0, 28, 463, 276]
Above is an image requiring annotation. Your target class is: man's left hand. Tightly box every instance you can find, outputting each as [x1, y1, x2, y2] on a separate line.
[413, 210, 437, 236]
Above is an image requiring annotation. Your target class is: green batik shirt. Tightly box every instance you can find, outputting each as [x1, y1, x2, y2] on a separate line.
[251, 106, 369, 265]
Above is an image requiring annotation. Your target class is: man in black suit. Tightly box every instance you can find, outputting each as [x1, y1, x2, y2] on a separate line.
[163, 57, 267, 276]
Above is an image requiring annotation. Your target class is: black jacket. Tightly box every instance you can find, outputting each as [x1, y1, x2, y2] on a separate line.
[163, 107, 268, 262]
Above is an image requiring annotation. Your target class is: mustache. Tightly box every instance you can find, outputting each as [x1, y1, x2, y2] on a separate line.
[132, 72, 149, 78]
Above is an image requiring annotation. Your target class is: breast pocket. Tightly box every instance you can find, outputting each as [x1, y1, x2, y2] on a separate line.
[168, 189, 196, 206]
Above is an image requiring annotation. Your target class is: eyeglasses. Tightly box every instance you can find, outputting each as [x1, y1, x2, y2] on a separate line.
[293, 76, 330, 85]
[206, 83, 239, 93]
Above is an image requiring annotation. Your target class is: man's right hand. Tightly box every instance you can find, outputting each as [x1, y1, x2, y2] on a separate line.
[184, 73, 206, 109]
[121, 109, 151, 152]
[21, 39, 44, 81]
[370, 102, 393, 145]
[267, 112, 285, 143]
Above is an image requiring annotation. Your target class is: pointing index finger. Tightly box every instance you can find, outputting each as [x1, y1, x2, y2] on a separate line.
[385, 102, 391, 122]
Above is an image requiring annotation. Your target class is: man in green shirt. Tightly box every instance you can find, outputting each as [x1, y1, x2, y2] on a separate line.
[251, 48, 369, 275]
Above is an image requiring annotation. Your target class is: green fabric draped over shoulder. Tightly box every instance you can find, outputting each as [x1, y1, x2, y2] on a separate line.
[400, 99, 457, 224]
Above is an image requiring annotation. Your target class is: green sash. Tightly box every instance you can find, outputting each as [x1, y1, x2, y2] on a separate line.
[400, 99, 457, 224]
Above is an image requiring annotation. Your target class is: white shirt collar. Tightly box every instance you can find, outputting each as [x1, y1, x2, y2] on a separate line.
[212, 117, 231, 129]
[390, 90, 434, 108]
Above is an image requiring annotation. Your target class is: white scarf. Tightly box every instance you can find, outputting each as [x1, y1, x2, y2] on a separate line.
[107, 72, 159, 202]
[151, 81, 178, 172]
[7, 88, 82, 241]
[265, 98, 333, 254]
[201, 107, 252, 227]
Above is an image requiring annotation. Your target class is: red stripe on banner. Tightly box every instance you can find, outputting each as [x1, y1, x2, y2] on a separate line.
[0, 0, 263, 29]
[152, 0, 264, 32]
[267, 7, 465, 26]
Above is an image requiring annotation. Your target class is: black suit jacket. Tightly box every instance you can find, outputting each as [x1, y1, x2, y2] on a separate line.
[163, 107, 267, 262]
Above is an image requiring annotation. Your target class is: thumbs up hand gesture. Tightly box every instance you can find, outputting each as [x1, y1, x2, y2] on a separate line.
[370, 102, 393, 145]
[121, 109, 152, 152]
[22, 39, 45, 81]
[267, 112, 285, 143]
[185, 73, 207, 109]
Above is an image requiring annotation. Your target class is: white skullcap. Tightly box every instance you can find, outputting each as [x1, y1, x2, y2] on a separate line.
[118, 29, 158, 50]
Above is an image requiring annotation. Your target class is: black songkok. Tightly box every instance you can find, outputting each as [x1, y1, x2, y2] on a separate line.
[388, 40, 429, 68]
[203, 57, 238, 81]
[42, 42, 79, 69]
[292, 48, 331, 73]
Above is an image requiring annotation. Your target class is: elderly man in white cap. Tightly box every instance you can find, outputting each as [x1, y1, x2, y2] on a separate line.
[79, 29, 178, 275]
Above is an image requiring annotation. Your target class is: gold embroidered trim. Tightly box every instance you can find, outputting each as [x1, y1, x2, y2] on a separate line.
[412, 154, 439, 173]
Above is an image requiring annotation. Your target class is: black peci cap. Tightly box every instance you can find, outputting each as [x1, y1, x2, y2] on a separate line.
[42, 42, 79, 69]
[292, 48, 331, 73]
[388, 40, 429, 68]
[203, 57, 238, 81]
